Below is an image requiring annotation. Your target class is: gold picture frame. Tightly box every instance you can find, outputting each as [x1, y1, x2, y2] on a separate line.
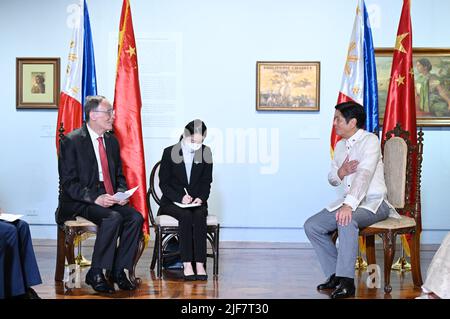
[375, 48, 450, 126]
[16, 57, 60, 109]
[256, 61, 320, 111]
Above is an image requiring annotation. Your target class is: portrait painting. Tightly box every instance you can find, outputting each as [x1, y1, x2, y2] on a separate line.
[376, 48, 450, 126]
[31, 72, 46, 94]
[256, 61, 320, 111]
[16, 57, 60, 109]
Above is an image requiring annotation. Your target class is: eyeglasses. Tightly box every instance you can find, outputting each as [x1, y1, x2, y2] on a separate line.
[93, 109, 115, 116]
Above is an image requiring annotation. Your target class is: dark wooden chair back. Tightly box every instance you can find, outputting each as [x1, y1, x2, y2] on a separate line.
[359, 123, 424, 293]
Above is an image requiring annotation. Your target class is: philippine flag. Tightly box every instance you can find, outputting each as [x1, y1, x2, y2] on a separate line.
[331, 0, 378, 155]
[56, 0, 97, 151]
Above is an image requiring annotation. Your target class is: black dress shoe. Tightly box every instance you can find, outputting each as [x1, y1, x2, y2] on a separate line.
[25, 288, 41, 299]
[331, 277, 355, 299]
[112, 270, 136, 291]
[317, 274, 340, 290]
[85, 269, 115, 294]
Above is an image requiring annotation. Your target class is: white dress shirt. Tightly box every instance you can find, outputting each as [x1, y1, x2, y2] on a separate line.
[181, 141, 195, 184]
[327, 129, 398, 217]
[86, 124, 105, 182]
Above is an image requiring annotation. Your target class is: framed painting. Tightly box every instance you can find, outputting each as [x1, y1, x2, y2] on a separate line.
[256, 61, 320, 111]
[375, 48, 450, 126]
[16, 57, 60, 109]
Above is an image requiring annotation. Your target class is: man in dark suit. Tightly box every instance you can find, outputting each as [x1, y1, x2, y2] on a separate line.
[158, 119, 213, 280]
[0, 216, 42, 299]
[57, 95, 144, 293]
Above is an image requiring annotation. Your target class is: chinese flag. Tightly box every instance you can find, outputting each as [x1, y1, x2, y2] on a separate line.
[381, 0, 419, 255]
[113, 0, 149, 237]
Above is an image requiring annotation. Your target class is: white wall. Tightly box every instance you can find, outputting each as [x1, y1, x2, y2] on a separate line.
[0, 0, 449, 243]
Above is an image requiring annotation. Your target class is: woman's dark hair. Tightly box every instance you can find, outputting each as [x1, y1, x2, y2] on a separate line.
[35, 74, 45, 83]
[179, 119, 207, 141]
[417, 58, 432, 72]
[335, 101, 366, 129]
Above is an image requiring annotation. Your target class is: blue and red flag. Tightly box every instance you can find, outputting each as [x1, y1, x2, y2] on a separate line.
[330, 0, 378, 256]
[56, 0, 97, 152]
[331, 0, 379, 156]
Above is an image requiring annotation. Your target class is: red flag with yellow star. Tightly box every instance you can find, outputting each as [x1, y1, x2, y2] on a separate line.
[113, 0, 149, 238]
[381, 0, 418, 256]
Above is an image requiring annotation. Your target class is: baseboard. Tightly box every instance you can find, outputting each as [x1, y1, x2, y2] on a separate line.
[30, 224, 449, 244]
[32, 238, 440, 251]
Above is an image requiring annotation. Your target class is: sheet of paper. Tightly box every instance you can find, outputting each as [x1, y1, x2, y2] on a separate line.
[174, 202, 201, 209]
[113, 186, 139, 201]
[0, 213, 23, 222]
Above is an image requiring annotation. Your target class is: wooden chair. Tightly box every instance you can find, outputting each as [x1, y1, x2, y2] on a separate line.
[360, 123, 424, 293]
[54, 216, 97, 281]
[54, 123, 145, 286]
[146, 161, 220, 278]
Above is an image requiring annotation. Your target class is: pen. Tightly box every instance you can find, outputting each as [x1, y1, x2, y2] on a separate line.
[184, 188, 190, 196]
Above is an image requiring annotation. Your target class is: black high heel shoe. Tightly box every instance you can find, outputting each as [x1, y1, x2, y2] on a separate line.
[183, 274, 197, 281]
[196, 274, 208, 281]
[183, 262, 196, 281]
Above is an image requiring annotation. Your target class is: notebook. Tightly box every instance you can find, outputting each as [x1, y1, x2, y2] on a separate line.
[174, 202, 201, 209]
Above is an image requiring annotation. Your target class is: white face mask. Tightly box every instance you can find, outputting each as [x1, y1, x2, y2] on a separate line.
[186, 142, 202, 151]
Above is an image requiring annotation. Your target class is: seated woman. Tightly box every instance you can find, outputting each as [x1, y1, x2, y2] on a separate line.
[416, 232, 450, 299]
[158, 119, 213, 280]
[0, 210, 42, 299]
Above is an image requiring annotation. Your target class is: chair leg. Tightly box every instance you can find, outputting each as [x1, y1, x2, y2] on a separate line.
[130, 235, 145, 286]
[214, 226, 220, 276]
[382, 231, 397, 293]
[157, 228, 163, 278]
[65, 232, 76, 264]
[410, 231, 423, 287]
[365, 235, 376, 266]
[150, 235, 158, 271]
[55, 227, 66, 281]
[64, 228, 76, 288]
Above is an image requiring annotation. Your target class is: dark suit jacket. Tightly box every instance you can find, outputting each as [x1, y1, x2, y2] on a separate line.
[158, 143, 213, 208]
[56, 124, 128, 224]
